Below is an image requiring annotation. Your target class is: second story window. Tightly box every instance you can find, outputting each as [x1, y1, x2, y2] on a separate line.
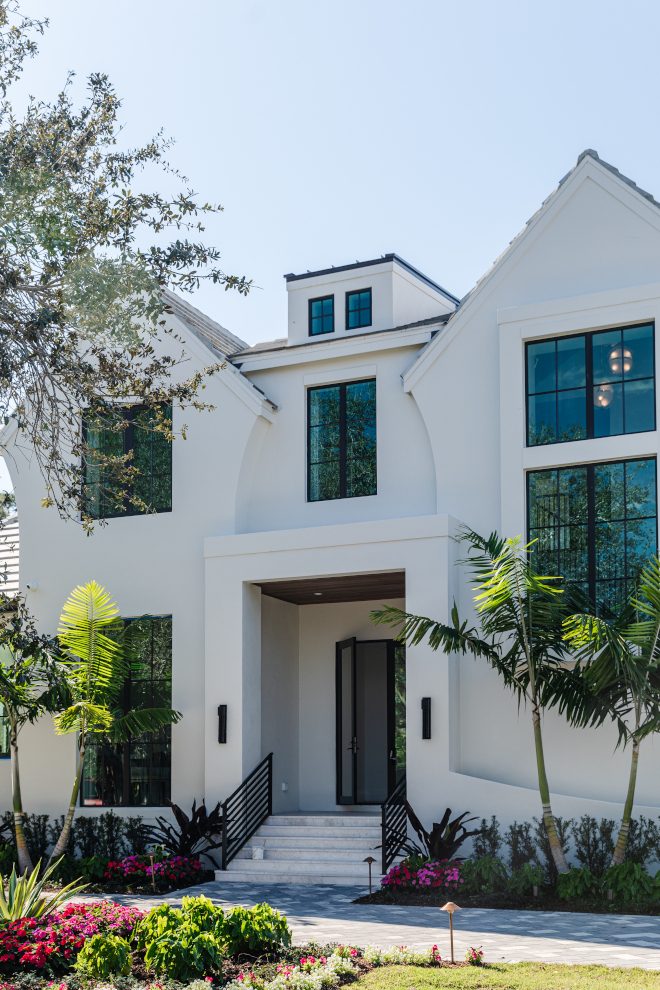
[308, 379, 376, 501]
[85, 406, 172, 519]
[528, 457, 657, 610]
[346, 289, 372, 329]
[309, 295, 334, 336]
[526, 323, 655, 446]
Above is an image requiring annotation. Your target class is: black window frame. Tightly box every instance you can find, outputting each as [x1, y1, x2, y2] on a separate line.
[307, 378, 377, 502]
[80, 614, 173, 809]
[527, 456, 658, 607]
[525, 322, 656, 447]
[346, 288, 372, 330]
[308, 294, 335, 336]
[83, 404, 173, 520]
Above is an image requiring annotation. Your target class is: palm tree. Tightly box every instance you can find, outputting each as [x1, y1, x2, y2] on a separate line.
[0, 596, 64, 873]
[372, 529, 607, 876]
[48, 581, 182, 866]
[564, 557, 660, 865]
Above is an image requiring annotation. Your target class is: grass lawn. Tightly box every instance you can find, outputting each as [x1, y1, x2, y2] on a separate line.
[355, 963, 660, 989]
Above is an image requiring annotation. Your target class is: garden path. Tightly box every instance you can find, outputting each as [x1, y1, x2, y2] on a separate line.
[77, 881, 660, 970]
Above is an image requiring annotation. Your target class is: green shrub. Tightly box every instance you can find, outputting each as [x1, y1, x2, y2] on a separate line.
[144, 926, 223, 981]
[138, 895, 226, 981]
[221, 902, 291, 957]
[507, 861, 544, 896]
[473, 817, 502, 859]
[571, 815, 615, 876]
[74, 933, 132, 977]
[459, 856, 509, 896]
[601, 862, 657, 901]
[504, 821, 538, 870]
[556, 865, 598, 900]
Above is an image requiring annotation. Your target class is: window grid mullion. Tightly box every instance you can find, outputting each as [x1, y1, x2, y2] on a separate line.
[585, 333, 594, 439]
[339, 384, 347, 499]
[587, 465, 596, 605]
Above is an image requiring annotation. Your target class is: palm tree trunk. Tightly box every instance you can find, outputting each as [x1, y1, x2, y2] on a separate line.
[611, 735, 640, 866]
[532, 700, 569, 874]
[47, 737, 86, 868]
[9, 720, 32, 875]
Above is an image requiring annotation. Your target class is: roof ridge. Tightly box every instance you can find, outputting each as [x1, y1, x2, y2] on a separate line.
[162, 288, 249, 356]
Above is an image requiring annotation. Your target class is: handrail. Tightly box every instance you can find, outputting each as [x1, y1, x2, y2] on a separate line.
[381, 773, 407, 875]
[221, 753, 273, 870]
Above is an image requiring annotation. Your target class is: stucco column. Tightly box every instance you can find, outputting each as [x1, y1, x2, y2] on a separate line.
[204, 558, 262, 804]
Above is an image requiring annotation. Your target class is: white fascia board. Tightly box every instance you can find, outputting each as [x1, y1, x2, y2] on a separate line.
[497, 280, 660, 333]
[285, 260, 396, 291]
[233, 325, 436, 373]
[168, 312, 276, 422]
[204, 512, 461, 560]
[402, 155, 660, 393]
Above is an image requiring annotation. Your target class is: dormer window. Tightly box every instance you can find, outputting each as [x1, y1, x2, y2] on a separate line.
[346, 289, 372, 329]
[309, 295, 334, 336]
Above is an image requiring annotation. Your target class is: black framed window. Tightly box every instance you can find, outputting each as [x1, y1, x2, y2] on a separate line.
[528, 458, 657, 610]
[85, 405, 172, 519]
[526, 323, 655, 446]
[81, 616, 172, 807]
[308, 379, 376, 501]
[309, 295, 334, 336]
[346, 289, 372, 329]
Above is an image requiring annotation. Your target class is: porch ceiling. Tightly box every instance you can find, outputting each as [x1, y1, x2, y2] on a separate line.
[255, 570, 405, 605]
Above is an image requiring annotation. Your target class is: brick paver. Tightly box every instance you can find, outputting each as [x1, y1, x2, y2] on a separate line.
[88, 881, 660, 970]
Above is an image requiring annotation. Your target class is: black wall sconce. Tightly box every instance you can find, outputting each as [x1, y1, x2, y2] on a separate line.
[421, 697, 431, 739]
[218, 705, 227, 744]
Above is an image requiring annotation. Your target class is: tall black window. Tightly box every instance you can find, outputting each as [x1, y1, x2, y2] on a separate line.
[346, 289, 372, 329]
[85, 406, 172, 519]
[308, 379, 376, 501]
[528, 458, 657, 610]
[81, 616, 173, 808]
[309, 296, 334, 336]
[526, 324, 655, 446]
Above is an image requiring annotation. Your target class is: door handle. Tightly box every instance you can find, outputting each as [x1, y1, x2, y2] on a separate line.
[389, 749, 396, 761]
[347, 737, 358, 753]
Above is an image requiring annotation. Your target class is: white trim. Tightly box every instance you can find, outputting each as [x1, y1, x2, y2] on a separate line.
[303, 365, 377, 386]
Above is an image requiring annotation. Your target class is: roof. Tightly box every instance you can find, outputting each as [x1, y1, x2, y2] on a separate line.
[162, 289, 249, 357]
[0, 514, 19, 596]
[229, 314, 452, 361]
[283, 253, 460, 304]
[403, 149, 660, 388]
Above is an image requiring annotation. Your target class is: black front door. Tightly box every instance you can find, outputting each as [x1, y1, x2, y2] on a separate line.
[336, 638, 403, 805]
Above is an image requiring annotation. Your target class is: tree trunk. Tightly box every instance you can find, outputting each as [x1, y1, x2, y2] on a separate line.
[47, 739, 85, 868]
[532, 701, 569, 874]
[10, 724, 32, 875]
[611, 735, 640, 866]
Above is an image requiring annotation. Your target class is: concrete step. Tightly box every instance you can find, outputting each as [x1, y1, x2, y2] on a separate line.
[225, 858, 382, 877]
[214, 868, 373, 886]
[257, 825, 381, 839]
[264, 815, 380, 827]
[236, 834, 381, 851]
[234, 846, 381, 862]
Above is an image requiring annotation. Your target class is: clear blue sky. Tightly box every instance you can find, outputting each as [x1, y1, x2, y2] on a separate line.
[9, 0, 660, 347]
[9, 0, 660, 349]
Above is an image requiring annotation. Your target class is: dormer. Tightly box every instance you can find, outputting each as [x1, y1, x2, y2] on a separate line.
[283, 254, 458, 346]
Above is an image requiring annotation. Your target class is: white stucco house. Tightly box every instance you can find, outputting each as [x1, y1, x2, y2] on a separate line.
[2, 148, 660, 883]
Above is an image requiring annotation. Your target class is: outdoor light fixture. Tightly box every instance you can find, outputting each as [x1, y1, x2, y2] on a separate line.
[218, 705, 227, 744]
[609, 345, 633, 375]
[441, 901, 461, 963]
[594, 383, 614, 408]
[364, 856, 376, 896]
[422, 697, 431, 739]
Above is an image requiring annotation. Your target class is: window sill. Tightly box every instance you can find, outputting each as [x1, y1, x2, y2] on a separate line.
[522, 430, 658, 471]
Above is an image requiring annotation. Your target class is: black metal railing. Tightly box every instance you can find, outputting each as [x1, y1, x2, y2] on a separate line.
[381, 773, 407, 875]
[221, 753, 273, 870]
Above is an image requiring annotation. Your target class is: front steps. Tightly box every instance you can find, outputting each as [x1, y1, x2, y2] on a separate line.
[214, 813, 389, 885]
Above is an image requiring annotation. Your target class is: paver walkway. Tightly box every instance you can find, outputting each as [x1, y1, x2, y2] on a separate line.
[87, 881, 660, 970]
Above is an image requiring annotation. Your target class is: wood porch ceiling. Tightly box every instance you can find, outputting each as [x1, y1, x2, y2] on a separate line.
[255, 571, 405, 605]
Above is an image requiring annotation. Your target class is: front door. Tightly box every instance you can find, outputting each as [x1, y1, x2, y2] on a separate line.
[336, 638, 405, 805]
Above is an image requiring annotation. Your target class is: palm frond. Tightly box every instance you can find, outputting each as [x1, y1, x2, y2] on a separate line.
[370, 604, 495, 659]
[109, 707, 182, 742]
[53, 701, 114, 735]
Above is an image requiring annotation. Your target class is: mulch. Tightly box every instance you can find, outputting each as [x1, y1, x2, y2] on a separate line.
[354, 887, 660, 915]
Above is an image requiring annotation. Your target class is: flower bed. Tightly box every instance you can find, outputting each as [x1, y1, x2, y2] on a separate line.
[380, 858, 462, 891]
[103, 855, 208, 891]
[0, 901, 144, 975]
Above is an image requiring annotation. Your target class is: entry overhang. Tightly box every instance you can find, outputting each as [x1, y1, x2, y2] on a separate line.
[254, 570, 405, 605]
